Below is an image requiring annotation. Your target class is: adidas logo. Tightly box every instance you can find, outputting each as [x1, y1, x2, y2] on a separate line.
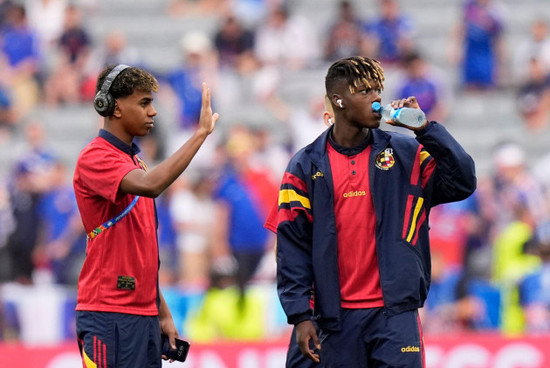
[401, 346, 420, 353]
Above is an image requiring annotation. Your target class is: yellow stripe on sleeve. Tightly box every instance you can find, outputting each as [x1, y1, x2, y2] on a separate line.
[83, 350, 97, 368]
[278, 189, 311, 209]
[419, 150, 431, 165]
[406, 197, 424, 242]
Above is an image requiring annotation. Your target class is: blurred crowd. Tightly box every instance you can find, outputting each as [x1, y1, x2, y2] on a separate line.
[1, 0, 550, 344]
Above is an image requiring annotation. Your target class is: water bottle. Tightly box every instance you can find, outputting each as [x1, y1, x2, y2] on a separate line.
[372, 101, 426, 128]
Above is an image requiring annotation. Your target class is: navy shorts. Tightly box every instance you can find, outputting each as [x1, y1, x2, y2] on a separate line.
[76, 311, 162, 368]
[319, 308, 425, 368]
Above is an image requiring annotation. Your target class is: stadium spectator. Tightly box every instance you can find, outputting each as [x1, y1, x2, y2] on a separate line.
[163, 31, 219, 167]
[169, 172, 217, 288]
[0, 0, 13, 30]
[394, 50, 450, 123]
[43, 4, 92, 106]
[0, 83, 15, 137]
[323, 0, 363, 62]
[492, 203, 541, 334]
[254, 4, 320, 72]
[24, 0, 67, 52]
[5, 120, 58, 285]
[420, 249, 485, 334]
[449, 0, 505, 91]
[185, 262, 267, 342]
[33, 161, 85, 285]
[214, 13, 255, 72]
[0, 179, 15, 282]
[521, 221, 550, 333]
[285, 92, 332, 153]
[516, 57, 550, 132]
[250, 4, 320, 121]
[165, 31, 217, 130]
[274, 56, 476, 365]
[512, 18, 550, 83]
[0, 3, 41, 117]
[361, 0, 415, 66]
[211, 125, 277, 297]
[490, 142, 548, 235]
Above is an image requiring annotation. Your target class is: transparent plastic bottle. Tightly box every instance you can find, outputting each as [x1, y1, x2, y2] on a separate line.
[372, 101, 426, 128]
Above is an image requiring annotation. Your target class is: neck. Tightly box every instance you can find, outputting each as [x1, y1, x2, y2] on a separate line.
[331, 125, 370, 147]
[103, 120, 133, 145]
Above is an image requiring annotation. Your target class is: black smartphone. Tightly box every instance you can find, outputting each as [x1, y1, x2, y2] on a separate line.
[161, 334, 190, 362]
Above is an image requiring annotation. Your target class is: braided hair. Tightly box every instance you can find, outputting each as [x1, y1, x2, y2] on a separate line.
[325, 56, 385, 95]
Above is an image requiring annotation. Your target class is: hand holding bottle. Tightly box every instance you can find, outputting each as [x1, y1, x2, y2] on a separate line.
[372, 96, 428, 131]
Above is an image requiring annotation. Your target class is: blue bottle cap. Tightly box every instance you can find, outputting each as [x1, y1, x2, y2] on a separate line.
[372, 101, 381, 112]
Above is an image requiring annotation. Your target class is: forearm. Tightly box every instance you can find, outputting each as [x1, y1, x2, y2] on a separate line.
[147, 129, 209, 193]
[159, 290, 174, 322]
[120, 129, 209, 197]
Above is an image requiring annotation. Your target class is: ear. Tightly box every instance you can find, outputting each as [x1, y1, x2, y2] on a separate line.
[323, 111, 333, 127]
[112, 101, 122, 118]
[331, 94, 341, 107]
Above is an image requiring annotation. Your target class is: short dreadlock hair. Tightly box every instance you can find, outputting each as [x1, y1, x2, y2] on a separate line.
[325, 56, 385, 95]
[95, 65, 159, 99]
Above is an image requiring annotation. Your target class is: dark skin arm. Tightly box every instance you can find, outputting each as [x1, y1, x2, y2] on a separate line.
[296, 320, 321, 363]
[120, 83, 219, 197]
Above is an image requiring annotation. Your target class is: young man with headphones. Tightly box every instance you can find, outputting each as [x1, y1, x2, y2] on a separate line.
[73, 64, 219, 367]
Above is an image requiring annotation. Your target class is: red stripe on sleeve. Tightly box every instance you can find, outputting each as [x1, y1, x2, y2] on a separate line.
[278, 207, 313, 224]
[282, 172, 308, 193]
[421, 159, 436, 189]
[411, 210, 427, 246]
[402, 195, 414, 239]
[410, 146, 422, 185]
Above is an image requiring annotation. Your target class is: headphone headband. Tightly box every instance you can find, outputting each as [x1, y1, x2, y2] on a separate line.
[100, 64, 130, 96]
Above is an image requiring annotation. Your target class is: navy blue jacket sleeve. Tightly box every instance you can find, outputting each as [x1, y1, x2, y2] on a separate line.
[276, 158, 315, 325]
[416, 122, 477, 207]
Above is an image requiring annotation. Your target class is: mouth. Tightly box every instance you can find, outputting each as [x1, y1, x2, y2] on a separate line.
[145, 121, 154, 128]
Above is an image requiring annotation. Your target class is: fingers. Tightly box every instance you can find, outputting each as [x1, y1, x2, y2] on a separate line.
[202, 82, 210, 108]
[390, 96, 419, 109]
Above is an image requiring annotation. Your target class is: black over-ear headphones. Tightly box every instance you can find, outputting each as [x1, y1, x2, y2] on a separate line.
[93, 64, 130, 117]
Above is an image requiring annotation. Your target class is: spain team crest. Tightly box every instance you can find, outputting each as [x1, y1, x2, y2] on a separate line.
[375, 148, 395, 170]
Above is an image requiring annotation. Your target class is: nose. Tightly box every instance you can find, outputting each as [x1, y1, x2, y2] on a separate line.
[149, 104, 157, 117]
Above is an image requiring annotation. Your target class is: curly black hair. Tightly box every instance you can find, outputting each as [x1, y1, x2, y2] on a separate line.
[95, 65, 159, 99]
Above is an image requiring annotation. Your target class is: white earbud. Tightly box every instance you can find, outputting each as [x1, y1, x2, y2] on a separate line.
[337, 99, 343, 108]
[328, 118, 334, 125]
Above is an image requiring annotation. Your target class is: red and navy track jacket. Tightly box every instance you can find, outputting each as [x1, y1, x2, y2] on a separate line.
[276, 122, 476, 331]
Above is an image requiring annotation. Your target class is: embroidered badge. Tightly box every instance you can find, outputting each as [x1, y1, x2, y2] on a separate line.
[312, 171, 324, 180]
[375, 148, 395, 170]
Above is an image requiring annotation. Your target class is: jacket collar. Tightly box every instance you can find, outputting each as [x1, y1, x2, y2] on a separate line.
[98, 129, 141, 156]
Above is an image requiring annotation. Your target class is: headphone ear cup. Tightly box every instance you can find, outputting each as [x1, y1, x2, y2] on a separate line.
[94, 91, 115, 117]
